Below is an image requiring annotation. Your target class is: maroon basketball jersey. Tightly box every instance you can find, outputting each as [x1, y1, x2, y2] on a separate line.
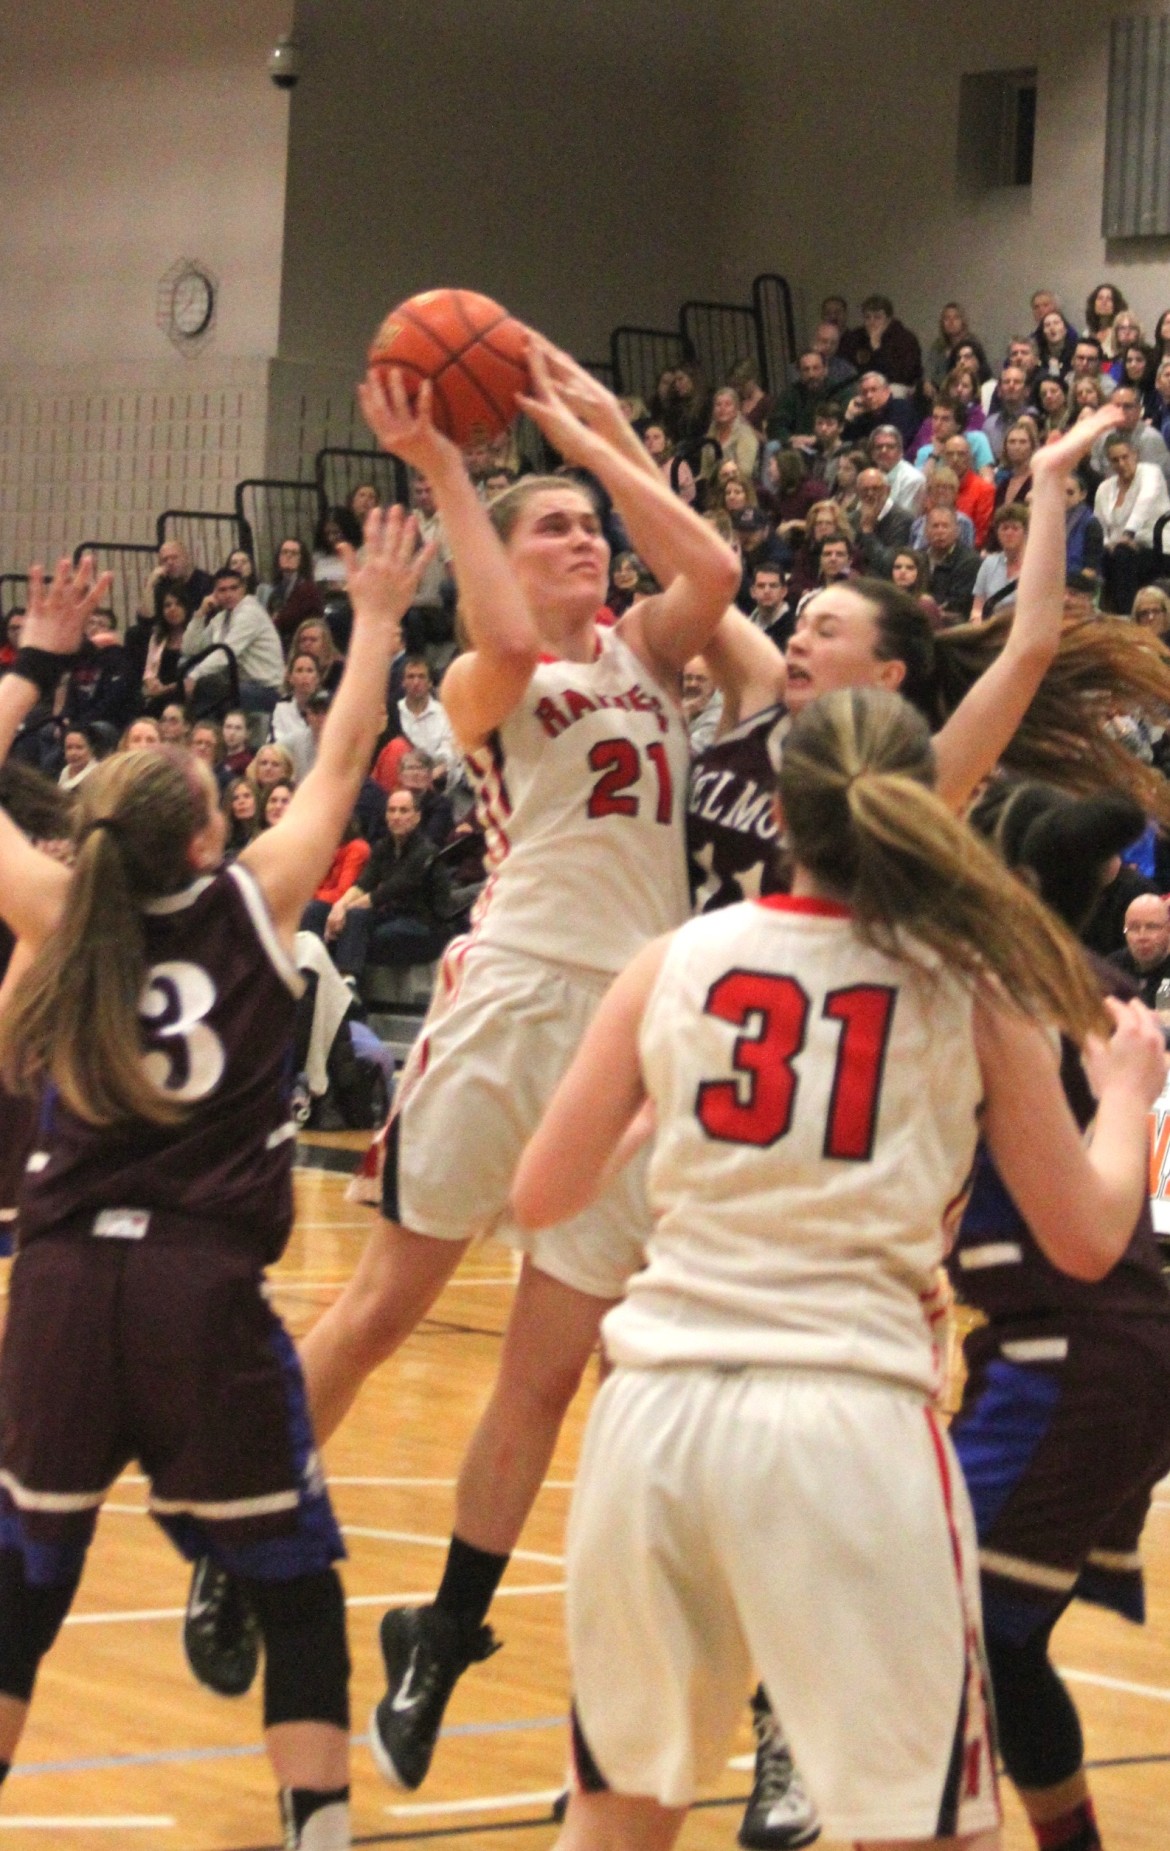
[18, 865, 302, 1264]
[687, 703, 791, 910]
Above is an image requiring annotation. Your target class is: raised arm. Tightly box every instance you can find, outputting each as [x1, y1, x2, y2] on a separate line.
[0, 555, 112, 947]
[519, 344, 741, 680]
[976, 988, 1167, 1282]
[933, 403, 1123, 809]
[510, 934, 669, 1230]
[360, 370, 542, 752]
[239, 506, 431, 942]
[701, 608, 788, 732]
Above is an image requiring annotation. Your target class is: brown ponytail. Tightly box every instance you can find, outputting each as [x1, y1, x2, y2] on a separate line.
[778, 688, 1108, 1041]
[933, 609, 1170, 825]
[854, 578, 1170, 826]
[0, 750, 212, 1127]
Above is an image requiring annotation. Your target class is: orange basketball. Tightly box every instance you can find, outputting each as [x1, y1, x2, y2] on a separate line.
[368, 288, 531, 447]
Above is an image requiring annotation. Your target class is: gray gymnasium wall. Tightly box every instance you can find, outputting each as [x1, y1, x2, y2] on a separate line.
[0, 0, 289, 570]
[9, 1, 1170, 575]
[720, 0, 1170, 365]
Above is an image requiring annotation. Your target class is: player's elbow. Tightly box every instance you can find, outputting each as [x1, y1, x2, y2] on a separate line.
[710, 547, 744, 602]
[1034, 1210, 1129, 1284]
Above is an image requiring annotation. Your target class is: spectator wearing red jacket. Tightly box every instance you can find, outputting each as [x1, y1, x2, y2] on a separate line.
[943, 434, 995, 548]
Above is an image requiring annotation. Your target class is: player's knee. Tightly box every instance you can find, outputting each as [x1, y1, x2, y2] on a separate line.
[496, 1343, 589, 1428]
[0, 1549, 78, 1702]
[986, 1628, 1083, 1790]
[247, 1568, 350, 1731]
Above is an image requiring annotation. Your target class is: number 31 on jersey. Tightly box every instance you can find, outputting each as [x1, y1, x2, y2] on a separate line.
[696, 971, 896, 1160]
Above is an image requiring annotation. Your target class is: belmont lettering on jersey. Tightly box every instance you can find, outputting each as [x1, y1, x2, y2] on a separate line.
[689, 766, 780, 842]
[534, 681, 670, 740]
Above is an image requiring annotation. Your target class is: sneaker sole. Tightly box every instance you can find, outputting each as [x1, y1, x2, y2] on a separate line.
[737, 1824, 821, 1851]
[367, 1700, 417, 1791]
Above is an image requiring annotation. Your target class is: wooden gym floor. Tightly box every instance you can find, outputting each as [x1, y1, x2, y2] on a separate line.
[1, 1137, 1168, 1849]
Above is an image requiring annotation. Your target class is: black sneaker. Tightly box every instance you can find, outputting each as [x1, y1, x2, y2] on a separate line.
[738, 1691, 821, 1850]
[369, 1604, 501, 1790]
[183, 1556, 261, 1699]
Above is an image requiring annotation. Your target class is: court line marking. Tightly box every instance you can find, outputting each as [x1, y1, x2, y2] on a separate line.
[329, 1476, 575, 1490]
[340, 1526, 564, 1567]
[66, 1581, 564, 1627]
[10, 1716, 567, 1781]
[286, 1221, 377, 1231]
[109, 1474, 575, 1491]
[87, 1506, 565, 1567]
[388, 1790, 563, 1818]
[0, 1818, 175, 1830]
[1059, 1665, 1170, 1703]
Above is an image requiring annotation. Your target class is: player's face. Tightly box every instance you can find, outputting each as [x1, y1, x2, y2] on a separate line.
[784, 587, 904, 714]
[506, 490, 610, 627]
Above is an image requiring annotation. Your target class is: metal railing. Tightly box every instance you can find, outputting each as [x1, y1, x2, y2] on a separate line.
[610, 326, 689, 404]
[156, 510, 246, 579]
[0, 575, 29, 622]
[71, 541, 158, 632]
[680, 299, 764, 394]
[234, 480, 322, 594]
[581, 358, 616, 388]
[752, 273, 798, 391]
[315, 448, 407, 518]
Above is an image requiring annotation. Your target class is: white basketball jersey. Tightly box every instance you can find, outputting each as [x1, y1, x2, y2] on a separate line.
[464, 625, 691, 973]
[604, 895, 983, 1393]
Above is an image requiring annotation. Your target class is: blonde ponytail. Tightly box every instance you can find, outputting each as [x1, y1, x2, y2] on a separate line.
[0, 750, 212, 1127]
[778, 689, 1108, 1040]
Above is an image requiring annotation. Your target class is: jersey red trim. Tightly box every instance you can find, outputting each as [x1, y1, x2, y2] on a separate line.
[754, 894, 852, 919]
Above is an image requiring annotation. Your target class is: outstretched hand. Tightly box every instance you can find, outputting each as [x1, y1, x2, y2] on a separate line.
[1031, 402, 1124, 481]
[515, 339, 611, 470]
[358, 367, 462, 476]
[338, 503, 434, 643]
[21, 554, 115, 656]
[525, 338, 629, 442]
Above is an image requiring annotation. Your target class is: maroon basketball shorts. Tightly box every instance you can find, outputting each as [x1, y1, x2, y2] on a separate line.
[0, 1237, 343, 1586]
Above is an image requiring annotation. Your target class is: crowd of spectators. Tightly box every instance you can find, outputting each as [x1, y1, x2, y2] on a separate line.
[7, 280, 1170, 998]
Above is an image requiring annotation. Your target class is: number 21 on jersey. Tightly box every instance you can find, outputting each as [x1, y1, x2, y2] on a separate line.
[587, 738, 673, 825]
[695, 971, 896, 1159]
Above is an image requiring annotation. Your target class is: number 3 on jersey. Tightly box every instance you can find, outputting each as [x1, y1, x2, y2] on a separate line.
[695, 971, 895, 1159]
[587, 738, 673, 825]
[139, 960, 226, 1101]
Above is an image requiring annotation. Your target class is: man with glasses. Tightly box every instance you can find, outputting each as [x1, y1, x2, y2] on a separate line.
[867, 425, 926, 516]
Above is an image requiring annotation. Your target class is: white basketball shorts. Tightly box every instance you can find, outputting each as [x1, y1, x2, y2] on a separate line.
[566, 1365, 1000, 1842]
[385, 937, 650, 1300]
